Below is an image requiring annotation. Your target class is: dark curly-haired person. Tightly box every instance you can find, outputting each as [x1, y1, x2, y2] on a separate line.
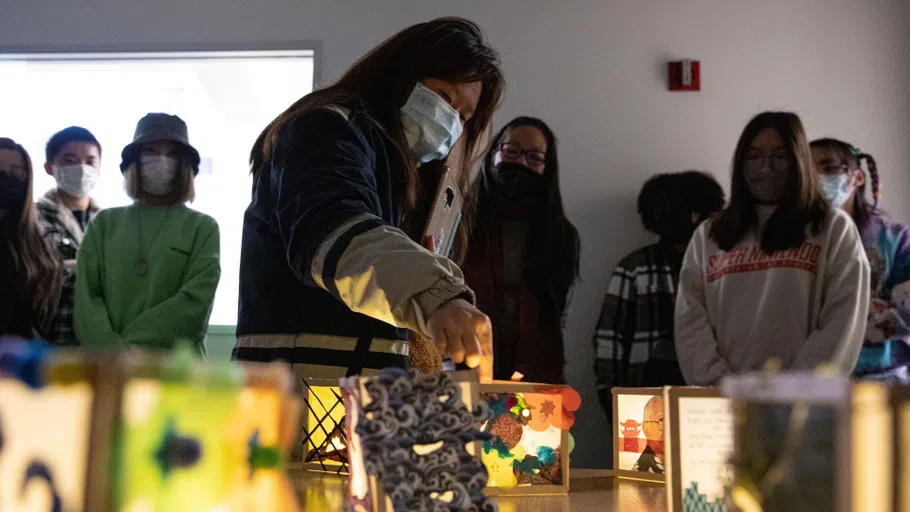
[594, 171, 725, 421]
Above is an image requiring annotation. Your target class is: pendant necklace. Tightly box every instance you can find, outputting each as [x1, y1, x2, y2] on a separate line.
[135, 206, 171, 277]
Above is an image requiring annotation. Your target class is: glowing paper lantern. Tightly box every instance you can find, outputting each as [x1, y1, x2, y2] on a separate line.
[0, 372, 93, 511]
[722, 373, 895, 512]
[341, 369, 493, 512]
[224, 362, 301, 512]
[116, 371, 241, 511]
[612, 387, 666, 483]
[300, 378, 349, 474]
[895, 388, 910, 512]
[663, 387, 734, 512]
[479, 381, 580, 495]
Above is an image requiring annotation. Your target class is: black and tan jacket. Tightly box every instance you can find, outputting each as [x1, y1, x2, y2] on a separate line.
[234, 105, 472, 379]
[36, 189, 100, 345]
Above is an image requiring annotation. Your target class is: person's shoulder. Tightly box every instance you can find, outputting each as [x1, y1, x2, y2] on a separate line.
[278, 104, 377, 154]
[179, 206, 218, 227]
[824, 207, 857, 234]
[876, 215, 910, 239]
[93, 206, 129, 222]
[286, 104, 368, 135]
[617, 245, 656, 268]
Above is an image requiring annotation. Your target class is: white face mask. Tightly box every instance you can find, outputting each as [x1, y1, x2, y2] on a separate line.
[400, 83, 464, 164]
[53, 163, 100, 198]
[139, 155, 178, 196]
[820, 173, 853, 208]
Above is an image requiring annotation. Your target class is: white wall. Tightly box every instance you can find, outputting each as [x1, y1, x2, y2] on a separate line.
[3, 0, 908, 469]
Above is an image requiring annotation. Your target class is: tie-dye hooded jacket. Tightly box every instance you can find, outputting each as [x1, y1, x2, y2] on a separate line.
[856, 214, 910, 374]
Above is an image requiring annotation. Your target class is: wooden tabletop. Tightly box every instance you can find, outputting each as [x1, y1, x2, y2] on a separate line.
[291, 468, 667, 511]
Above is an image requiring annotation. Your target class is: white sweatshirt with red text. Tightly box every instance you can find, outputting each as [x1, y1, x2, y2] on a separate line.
[674, 207, 869, 386]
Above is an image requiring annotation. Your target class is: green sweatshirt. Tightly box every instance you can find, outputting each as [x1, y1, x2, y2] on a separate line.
[74, 204, 220, 353]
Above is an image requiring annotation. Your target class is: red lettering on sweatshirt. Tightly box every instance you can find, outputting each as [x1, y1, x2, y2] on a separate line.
[705, 243, 820, 283]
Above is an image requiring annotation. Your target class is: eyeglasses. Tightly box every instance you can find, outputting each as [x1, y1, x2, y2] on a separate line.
[499, 142, 546, 167]
[643, 419, 664, 431]
[743, 153, 792, 173]
[818, 163, 849, 175]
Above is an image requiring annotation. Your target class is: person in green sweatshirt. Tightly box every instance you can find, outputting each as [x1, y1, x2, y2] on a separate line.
[74, 113, 220, 353]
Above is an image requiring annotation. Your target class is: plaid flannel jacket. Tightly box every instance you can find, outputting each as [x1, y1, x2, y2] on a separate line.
[594, 243, 682, 411]
[36, 189, 99, 346]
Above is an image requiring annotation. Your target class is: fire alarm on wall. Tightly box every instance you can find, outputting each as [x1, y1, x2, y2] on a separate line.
[668, 60, 700, 91]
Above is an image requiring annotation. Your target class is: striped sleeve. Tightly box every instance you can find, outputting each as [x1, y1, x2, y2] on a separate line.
[594, 262, 638, 391]
[273, 107, 471, 335]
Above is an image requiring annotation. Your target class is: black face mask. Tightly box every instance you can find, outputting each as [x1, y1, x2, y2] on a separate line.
[491, 162, 545, 199]
[0, 173, 28, 219]
[654, 212, 698, 245]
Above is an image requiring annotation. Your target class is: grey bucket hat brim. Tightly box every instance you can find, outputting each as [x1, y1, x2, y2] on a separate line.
[120, 113, 201, 173]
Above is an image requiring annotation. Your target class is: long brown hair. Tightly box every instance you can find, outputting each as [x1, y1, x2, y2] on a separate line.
[710, 112, 829, 253]
[0, 138, 60, 331]
[250, 17, 505, 208]
[471, 117, 580, 323]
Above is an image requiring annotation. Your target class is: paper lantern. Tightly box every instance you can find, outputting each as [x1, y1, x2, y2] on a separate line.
[722, 372, 895, 512]
[478, 381, 580, 495]
[341, 369, 493, 512]
[895, 387, 910, 512]
[300, 378, 349, 473]
[116, 370, 243, 510]
[224, 362, 301, 512]
[0, 374, 93, 511]
[663, 387, 734, 512]
[612, 387, 666, 483]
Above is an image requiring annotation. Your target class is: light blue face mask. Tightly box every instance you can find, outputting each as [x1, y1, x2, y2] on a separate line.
[400, 83, 464, 163]
[820, 173, 852, 208]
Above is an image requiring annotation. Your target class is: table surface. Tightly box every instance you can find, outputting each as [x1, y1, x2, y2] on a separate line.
[292, 468, 667, 511]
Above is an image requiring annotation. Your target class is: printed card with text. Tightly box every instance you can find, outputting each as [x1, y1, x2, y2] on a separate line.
[663, 387, 733, 512]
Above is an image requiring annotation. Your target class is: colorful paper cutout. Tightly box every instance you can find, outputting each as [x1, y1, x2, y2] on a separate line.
[117, 378, 240, 511]
[479, 382, 577, 495]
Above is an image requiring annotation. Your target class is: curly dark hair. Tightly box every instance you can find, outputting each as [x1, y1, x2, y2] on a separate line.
[637, 170, 725, 233]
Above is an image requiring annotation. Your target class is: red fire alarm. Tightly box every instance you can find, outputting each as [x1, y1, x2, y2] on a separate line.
[668, 59, 700, 91]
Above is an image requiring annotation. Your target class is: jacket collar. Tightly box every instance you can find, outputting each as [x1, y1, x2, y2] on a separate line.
[38, 188, 100, 244]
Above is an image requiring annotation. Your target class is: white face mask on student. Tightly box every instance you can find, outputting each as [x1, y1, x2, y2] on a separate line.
[820, 173, 853, 209]
[54, 163, 100, 198]
[400, 83, 463, 164]
[139, 155, 178, 196]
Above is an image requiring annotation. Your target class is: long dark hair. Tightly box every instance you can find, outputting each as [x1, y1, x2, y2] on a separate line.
[250, 17, 504, 209]
[0, 138, 60, 331]
[471, 117, 581, 322]
[710, 112, 829, 253]
[809, 138, 881, 231]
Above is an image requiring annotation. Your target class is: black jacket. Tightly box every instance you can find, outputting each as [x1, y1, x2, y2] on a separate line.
[233, 105, 471, 376]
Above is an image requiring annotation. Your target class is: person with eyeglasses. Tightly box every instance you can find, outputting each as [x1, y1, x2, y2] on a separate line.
[674, 112, 869, 386]
[632, 395, 665, 474]
[461, 117, 580, 384]
[811, 138, 910, 383]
